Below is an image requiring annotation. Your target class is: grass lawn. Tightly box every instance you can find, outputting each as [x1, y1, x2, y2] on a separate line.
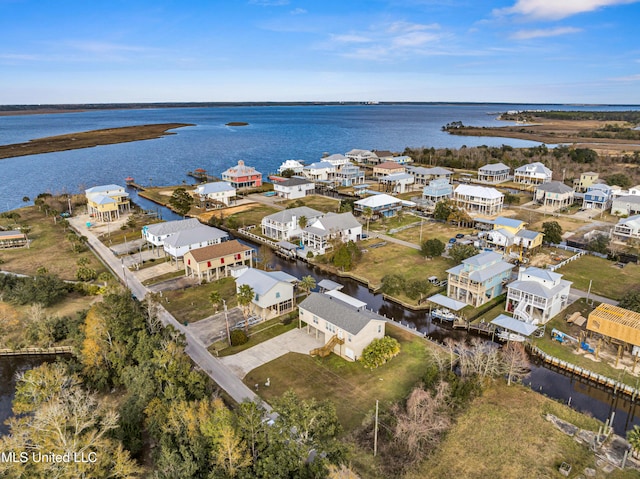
[162, 277, 238, 323]
[0, 206, 107, 280]
[368, 214, 421, 234]
[407, 382, 610, 479]
[209, 314, 298, 356]
[244, 324, 435, 433]
[391, 220, 475, 245]
[558, 255, 640, 300]
[227, 204, 281, 228]
[141, 270, 186, 286]
[281, 195, 341, 213]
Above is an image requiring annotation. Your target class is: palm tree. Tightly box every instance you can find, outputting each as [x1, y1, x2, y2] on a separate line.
[628, 425, 640, 458]
[298, 215, 308, 230]
[362, 207, 373, 236]
[209, 291, 223, 313]
[299, 275, 316, 298]
[236, 284, 255, 333]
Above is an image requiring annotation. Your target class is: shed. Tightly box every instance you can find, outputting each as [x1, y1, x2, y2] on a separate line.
[587, 304, 640, 347]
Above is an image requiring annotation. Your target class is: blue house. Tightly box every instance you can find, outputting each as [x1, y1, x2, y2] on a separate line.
[422, 178, 453, 203]
[582, 183, 613, 211]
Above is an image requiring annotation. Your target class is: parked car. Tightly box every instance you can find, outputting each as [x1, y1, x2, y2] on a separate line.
[448, 238, 457, 244]
[455, 233, 465, 239]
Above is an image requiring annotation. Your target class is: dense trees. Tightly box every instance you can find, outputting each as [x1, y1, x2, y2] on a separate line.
[448, 243, 478, 263]
[169, 187, 194, 216]
[361, 336, 401, 369]
[542, 221, 563, 244]
[0, 271, 70, 307]
[421, 238, 445, 258]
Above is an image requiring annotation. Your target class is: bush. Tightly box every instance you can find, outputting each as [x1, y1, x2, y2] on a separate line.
[230, 329, 248, 346]
[360, 336, 401, 369]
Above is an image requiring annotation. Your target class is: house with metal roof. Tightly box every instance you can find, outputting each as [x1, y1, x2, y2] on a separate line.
[573, 171, 600, 192]
[235, 268, 298, 319]
[345, 149, 377, 164]
[422, 178, 453, 203]
[335, 164, 365, 187]
[534, 181, 575, 209]
[85, 184, 130, 222]
[484, 217, 543, 256]
[302, 161, 336, 181]
[453, 184, 504, 216]
[261, 206, 323, 241]
[506, 267, 572, 324]
[298, 292, 386, 361]
[162, 225, 229, 266]
[378, 172, 415, 194]
[354, 193, 403, 218]
[221, 160, 262, 189]
[582, 183, 613, 211]
[194, 181, 236, 207]
[321, 153, 351, 168]
[478, 163, 511, 184]
[613, 215, 640, 241]
[447, 251, 514, 307]
[143, 218, 202, 250]
[407, 166, 453, 185]
[513, 162, 552, 185]
[273, 177, 315, 200]
[184, 239, 254, 282]
[611, 195, 640, 216]
[301, 212, 362, 254]
[277, 159, 305, 174]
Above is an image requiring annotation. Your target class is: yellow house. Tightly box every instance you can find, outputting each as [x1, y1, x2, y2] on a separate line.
[85, 184, 130, 222]
[573, 172, 599, 193]
[486, 216, 543, 257]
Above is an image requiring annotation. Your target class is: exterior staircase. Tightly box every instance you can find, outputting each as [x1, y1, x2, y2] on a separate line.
[310, 334, 344, 358]
[514, 298, 532, 323]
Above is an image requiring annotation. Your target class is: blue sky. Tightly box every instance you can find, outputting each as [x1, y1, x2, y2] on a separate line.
[1, 0, 639, 104]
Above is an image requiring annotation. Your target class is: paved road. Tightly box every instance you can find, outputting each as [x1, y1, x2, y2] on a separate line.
[569, 288, 618, 306]
[371, 232, 421, 250]
[69, 215, 267, 409]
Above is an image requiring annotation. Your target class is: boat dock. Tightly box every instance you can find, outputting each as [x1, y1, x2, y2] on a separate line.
[0, 346, 74, 357]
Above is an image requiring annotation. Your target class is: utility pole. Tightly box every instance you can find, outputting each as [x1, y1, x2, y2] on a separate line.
[223, 299, 231, 345]
[586, 279, 592, 305]
[374, 399, 379, 457]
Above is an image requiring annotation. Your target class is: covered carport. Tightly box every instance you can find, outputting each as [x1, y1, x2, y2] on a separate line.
[491, 314, 539, 342]
[426, 293, 467, 321]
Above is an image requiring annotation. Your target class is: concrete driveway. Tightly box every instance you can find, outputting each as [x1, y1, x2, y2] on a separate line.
[219, 328, 323, 379]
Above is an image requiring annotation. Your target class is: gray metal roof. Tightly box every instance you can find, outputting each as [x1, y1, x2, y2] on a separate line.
[427, 294, 467, 311]
[613, 195, 640, 206]
[491, 314, 538, 336]
[235, 268, 297, 296]
[467, 261, 514, 282]
[162, 225, 229, 248]
[508, 279, 571, 299]
[305, 212, 361, 237]
[318, 279, 343, 291]
[494, 216, 524, 229]
[298, 292, 386, 335]
[263, 206, 323, 224]
[145, 218, 202, 237]
[196, 182, 235, 194]
[515, 229, 541, 240]
[479, 162, 510, 172]
[277, 177, 313, 187]
[536, 181, 574, 194]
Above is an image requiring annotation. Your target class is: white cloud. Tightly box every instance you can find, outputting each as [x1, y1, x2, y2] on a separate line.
[495, 0, 640, 20]
[290, 8, 307, 15]
[511, 26, 582, 39]
[330, 34, 372, 44]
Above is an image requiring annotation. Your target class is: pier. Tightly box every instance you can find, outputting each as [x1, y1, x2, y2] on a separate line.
[0, 346, 74, 357]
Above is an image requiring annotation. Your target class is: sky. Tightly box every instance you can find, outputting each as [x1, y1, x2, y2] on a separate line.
[1, 0, 639, 104]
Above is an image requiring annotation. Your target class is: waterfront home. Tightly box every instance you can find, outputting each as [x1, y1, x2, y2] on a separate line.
[261, 206, 323, 241]
[221, 160, 262, 189]
[345, 149, 377, 165]
[303, 161, 336, 181]
[407, 166, 453, 185]
[235, 268, 297, 319]
[184, 239, 254, 282]
[85, 184, 130, 222]
[385, 155, 412, 165]
[143, 218, 202, 252]
[484, 217, 543, 256]
[378, 172, 415, 194]
[582, 183, 613, 211]
[273, 177, 315, 200]
[302, 212, 362, 254]
[513, 162, 552, 185]
[372, 150, 395, 164]
[0, 230, 28, 249]
[354, 193, 403, 218]
[611, 195, 640, 216]
[278, 159, 305, 174]
[422, 178, 453, 203]
[163, 225, 229, 266]
[613, 215, 640, 241]
[453, 184, 504, 216]
[587, 304, 640, 352]
[298, 292, 386, 361]
[573, 171, 600, 193]
[534, 181, 575, 209]
[194, 181, 236, 208]
[478, 163, 510, 184]
[373, 161, 405, 178]
[321, 153, 351, 169]
[506, 267, 571, 324]
[447, 251, 514, 308]
[335, 164, 365, 187]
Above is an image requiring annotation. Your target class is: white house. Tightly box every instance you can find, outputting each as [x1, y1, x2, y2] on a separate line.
[143, 218, 202, 251]
[298, 292, 387, 361]
[513, 162, 552, 185]
[261, 206, 323, 241]
[345, 149, 377, 164]
[273, 177, 315, 199]
[453, 184, 504, 216]
[354, 193, 403, 218]
[303, 161, 336, 181]
[612, 195, 640, 216]
[235, 268, 297, 319]
[407, 166, 453, 185]
[478, 163, 510, 184]
[335, 164, 365, 186]
[422, 178, 453, 203]
[322, 153, 351, 168]
[506, 267, 572, 325]
[162, 225, 229, 266]
[302, 212, 362, 254]
[534, 181, 575, 209]
[379, 172, 415, 194]
[195, 182, 236, 207]
[613, 215, 640, 241]
[278, 159, 305, 175]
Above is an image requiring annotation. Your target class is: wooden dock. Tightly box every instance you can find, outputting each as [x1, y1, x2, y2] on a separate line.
[0, 346, 74, 357]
